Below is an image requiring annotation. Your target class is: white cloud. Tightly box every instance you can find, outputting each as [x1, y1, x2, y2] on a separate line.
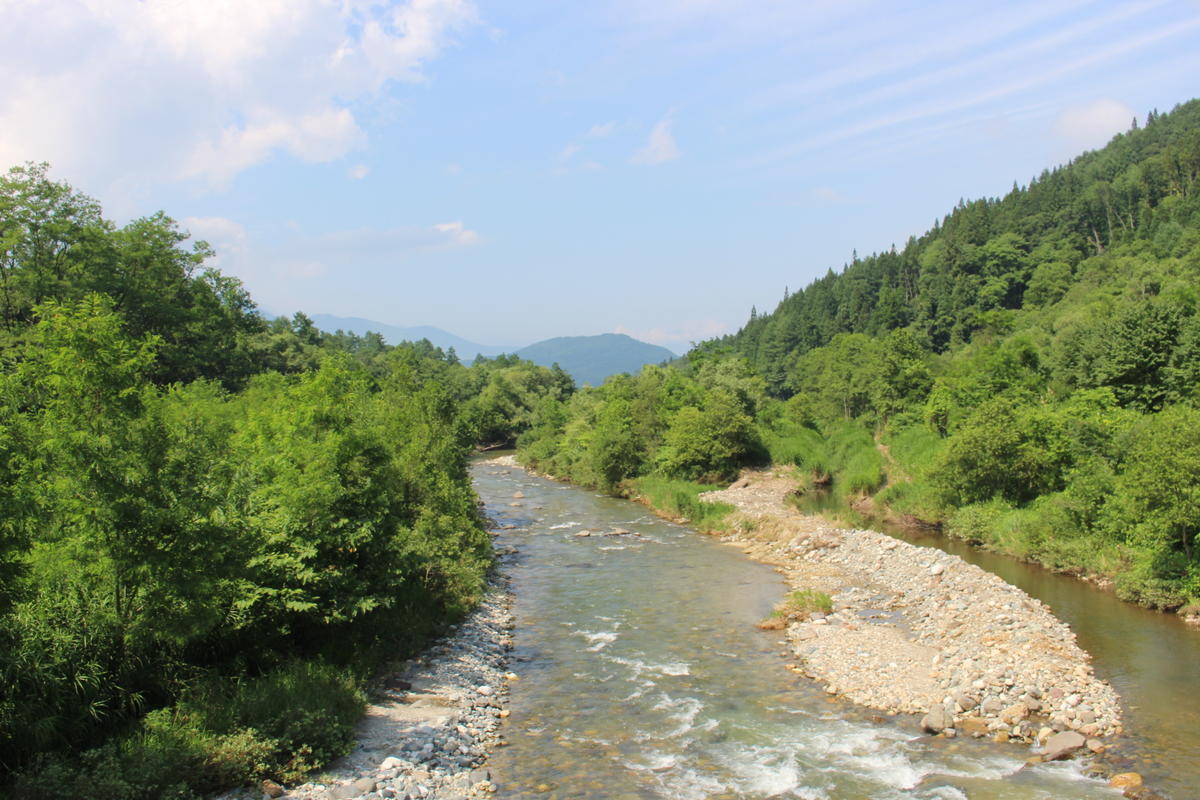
[183, 215, 248, 271]
[739, 6, 1198, 172]
[0, 0, 478, 193]
[588, 121, 617, 138]
[183, 108, 367, 186]
[433, 221, 481, 246]
[558, 143, 583, 162]
[349, 164, 370, 180]
[1053, 98, 1135, 152]
[631, 119, 680, 165]
[613, 319, 726, 351]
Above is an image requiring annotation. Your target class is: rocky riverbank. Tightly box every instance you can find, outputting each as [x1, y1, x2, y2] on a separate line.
[697, 467, 1123, 753]
[218, 560, 516, 800]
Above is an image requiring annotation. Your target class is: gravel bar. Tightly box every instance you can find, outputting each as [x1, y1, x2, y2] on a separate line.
[699, 468, 1123, 750]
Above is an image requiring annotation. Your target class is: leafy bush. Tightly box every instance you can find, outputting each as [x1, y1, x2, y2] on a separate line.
[945, 499, 1014, 545]
[824, 424, 884, 497]
[931, 396, 1073, 504]
[15, 709, 272, 800]
[655, 391, 762, 482]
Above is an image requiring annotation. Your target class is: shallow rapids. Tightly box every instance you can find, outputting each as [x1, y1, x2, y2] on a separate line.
[474, 461, 1119, 799]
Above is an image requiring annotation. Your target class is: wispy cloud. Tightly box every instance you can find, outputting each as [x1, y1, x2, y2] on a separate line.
[295, 222, 482, 260]
[630, 119, 680, 165]
[743, 0, 1104, 114]
[588, 121, 617, 138]
[741, 11, 1200, 171]
[812, 186, 850, 204]
[432, 221, 481, 246]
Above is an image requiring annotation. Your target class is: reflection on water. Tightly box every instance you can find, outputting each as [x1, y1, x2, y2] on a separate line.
[474, 462, 1122, 799]
[793, 487, 1200, 798]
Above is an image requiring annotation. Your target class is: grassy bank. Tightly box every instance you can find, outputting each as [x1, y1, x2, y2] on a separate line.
[807, 420, 1200, 615]
[628, 475, 736, 533]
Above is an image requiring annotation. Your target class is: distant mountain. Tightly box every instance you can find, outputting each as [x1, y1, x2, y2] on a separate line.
[302, 314, 675, 384]
[516, 333, 677, 386]
[307, 314, 515, 357]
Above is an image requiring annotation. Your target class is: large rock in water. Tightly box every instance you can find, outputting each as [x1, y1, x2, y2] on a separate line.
[921, 704, 949, 733]
[1043, 730, 1086, 760]
[1110, 773, 1143, 791]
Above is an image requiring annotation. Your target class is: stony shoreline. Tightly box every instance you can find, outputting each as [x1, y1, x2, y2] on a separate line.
[218, 550, 517, 800]
[697, 467, 1124, 753]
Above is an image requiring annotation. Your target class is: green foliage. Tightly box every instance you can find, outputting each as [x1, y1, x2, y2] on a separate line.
[931, 397, 1074, 505]
[179, 661, 364, 781]
[0, 170, 531, 792]
[656, 390, 761, 483]
[14, 661, 363, 799]
[589, 399, 644, 492]
[945, 498, 1017, 546]
[1097, 406, 1200, 604]
[825, 424, 885, 496]
[0, 164, 265, 388]
[461, 358, 574, 447]
[758, 412, 829, 476]
[519, 361, 765, 492]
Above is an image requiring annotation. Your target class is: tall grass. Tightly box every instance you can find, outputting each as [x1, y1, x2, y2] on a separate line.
[825, 424, 884, 497]
[633, 475, 734, 532]
[886, 425, 944, 476]
[759, 422, 829, 477]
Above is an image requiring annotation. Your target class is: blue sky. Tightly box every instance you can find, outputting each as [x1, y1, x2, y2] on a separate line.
[3, 0, 1199, 351]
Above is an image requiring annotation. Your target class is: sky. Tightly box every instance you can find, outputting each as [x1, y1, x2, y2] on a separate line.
[3, 1, 1199, 352]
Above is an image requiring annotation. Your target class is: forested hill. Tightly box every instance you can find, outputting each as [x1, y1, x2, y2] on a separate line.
[516, 333, 676, 386]
[705, 98, 1200, 395]
[517, 97, 1200, 616]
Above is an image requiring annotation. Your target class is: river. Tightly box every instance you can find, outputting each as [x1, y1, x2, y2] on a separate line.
[473, 460, 1130, 799]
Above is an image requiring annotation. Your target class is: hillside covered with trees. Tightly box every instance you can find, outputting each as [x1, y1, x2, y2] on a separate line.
[0, 164, 571, 798]
[518, 99, 1200, 613]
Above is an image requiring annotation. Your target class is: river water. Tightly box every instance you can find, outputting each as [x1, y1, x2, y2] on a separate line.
[473, 461, 1125, 799]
